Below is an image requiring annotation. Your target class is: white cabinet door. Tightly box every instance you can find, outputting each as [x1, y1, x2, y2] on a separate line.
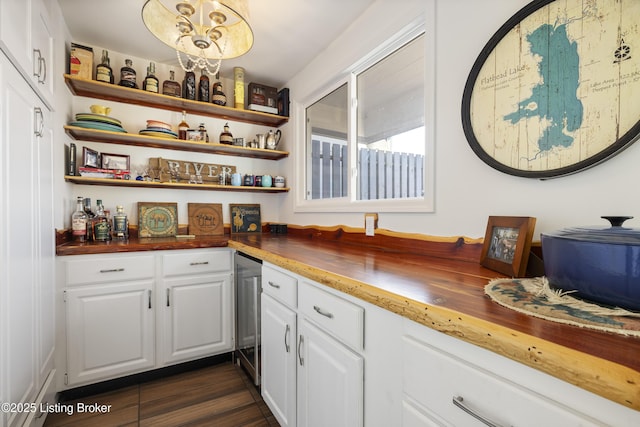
[297, 318, 363, 427]
[160, 273, 233, 365]
[0, 0, 32, 77]
[261, 293, 297, 427]
[65, 281, 155, 385]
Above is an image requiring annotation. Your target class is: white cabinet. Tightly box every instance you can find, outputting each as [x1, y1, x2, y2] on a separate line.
[57, 249, 234, 389]
[0, 51, 55, 427]
[297, 317, 364, 427]
[64, 281, 155, 385]
[0, 0, 54, 108]
[159, 249, 233, 365]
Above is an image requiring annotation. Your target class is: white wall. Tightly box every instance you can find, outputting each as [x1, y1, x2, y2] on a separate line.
[278, 0, 640, 239]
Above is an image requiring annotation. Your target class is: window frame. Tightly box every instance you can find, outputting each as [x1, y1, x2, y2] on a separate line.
[294, 15, 435, 213]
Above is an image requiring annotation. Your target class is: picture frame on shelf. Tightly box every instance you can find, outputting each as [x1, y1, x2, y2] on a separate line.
[82, 147, 99, 168]
[230, 204, 261, 234]
[101, 152, 130, 171]
[480, 216, 536, 277]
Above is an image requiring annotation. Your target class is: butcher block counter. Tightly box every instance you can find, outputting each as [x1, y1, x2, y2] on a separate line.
[56, 226, 640, 411]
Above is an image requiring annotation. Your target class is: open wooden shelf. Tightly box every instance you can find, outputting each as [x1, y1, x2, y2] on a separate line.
[64, 125, 289, 160]
[64, 74, 289, 127]
[64, 175, 290, 193]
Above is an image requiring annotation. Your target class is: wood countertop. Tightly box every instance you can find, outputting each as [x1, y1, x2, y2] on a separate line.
[56, 227, 640, 411]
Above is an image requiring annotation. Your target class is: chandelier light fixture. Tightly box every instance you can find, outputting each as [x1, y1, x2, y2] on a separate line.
[142, 0, 253, 75]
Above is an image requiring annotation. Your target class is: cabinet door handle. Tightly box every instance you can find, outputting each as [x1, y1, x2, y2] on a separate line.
[148, 290, 152, 309]
[34, 107, 44, 137]
[32, 49, 42, 79]
[284, 324, 290, 353]
[297, 335, 304, 366]
[99, 268, 125, 273]
[313, 305, 334, 319]
[166, 288, 170, 307]
[190, 261, 209, 266]
[452, 396, 503, 427]
[268, 281, 280, 289]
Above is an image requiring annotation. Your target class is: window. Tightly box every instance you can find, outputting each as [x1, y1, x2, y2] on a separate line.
[298, 22, 433, 213]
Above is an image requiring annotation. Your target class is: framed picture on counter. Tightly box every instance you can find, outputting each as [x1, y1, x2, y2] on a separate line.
[480, 216, 536, 277]
[230, 204, 261, 234]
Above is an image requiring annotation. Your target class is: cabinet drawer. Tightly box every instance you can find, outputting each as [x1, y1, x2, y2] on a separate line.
[299, 281, 363, 352]
[262, 264, 297, 308]
[162, 249, 231, 277]
[65, 254, 155, 285]
[402, 335, 599, 426]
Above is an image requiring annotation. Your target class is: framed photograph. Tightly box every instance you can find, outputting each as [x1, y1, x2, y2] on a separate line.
[480, 216, 536, 277]
[461, 0, 640, 178]
[188, 203, 223, 236]
[82, 147, 99, 168]
[101, 152, 130, 171]
[230, 204, 261, 234]
[138, 202, 178, 238]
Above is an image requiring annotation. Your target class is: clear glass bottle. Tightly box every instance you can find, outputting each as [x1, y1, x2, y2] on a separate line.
[93, 199, 111, 242]
[96, 50, 114, 84]
[118, 59, 137, 88]
[143, 62, 159, 93]
[183, 61, 196, 100]
[178, 110, 189, 140]
[198, 69, 210, 102]
[219, 122, 233, 144]
[83, 197, 96, 241]
[71, 196, 88, 242]
[162, 70, 181, 97]
[112, 205, 129, 240]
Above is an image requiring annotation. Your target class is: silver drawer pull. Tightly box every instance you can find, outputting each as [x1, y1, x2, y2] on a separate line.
[268, 281, 280, 289]
[190, 261, 209, 266]
[452, 396, 503, 427]
[313, 305, 334, 319]
[99, 268, 125, 273]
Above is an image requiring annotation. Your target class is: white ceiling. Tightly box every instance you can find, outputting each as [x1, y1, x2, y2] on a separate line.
[57, 0, 376, 88]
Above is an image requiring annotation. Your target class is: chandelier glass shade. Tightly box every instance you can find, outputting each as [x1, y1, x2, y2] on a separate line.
[141, 0, 253, 74]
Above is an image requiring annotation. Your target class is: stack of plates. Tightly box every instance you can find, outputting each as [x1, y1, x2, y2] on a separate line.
[139, 120, 178, 139]
[70, 113, 127, 133]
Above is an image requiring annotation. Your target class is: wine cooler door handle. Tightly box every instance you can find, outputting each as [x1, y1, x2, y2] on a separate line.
[284, 324, 290, 353]
[452, 396, 504, 427]
[297, 335, 304, 366]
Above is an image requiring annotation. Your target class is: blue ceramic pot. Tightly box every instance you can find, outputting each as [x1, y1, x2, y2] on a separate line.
[541, 216, 640, 310]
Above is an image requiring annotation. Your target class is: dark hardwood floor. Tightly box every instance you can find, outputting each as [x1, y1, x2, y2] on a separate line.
[44, 362, 279, 426]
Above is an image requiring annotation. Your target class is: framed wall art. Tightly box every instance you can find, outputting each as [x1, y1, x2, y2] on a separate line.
[461, 0, 640, 179]
[138, 202, 178, 238]
[480, 216, 536, 277]
[188, 203, 224, 236]
[230, 204, 261, 234]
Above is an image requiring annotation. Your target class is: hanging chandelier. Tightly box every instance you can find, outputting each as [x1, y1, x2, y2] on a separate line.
[141, 0, 253, 75]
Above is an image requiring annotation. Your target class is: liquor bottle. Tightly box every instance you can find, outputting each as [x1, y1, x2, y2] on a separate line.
[71, 196, 88, 243]
[118, 59, 138, 88]
[198, 69, 210, 102]
[93, 199, 111, 242]
[211, 73, 226, 106]
[198, 123, 209, 142]
[96, 50, 114, 84]
[234, 66, 245, 109]
[143, 62, 159, 93]
[162, 70, 181, 97]
[219, 122, 233, 145]
[112, 205, 129, 240]
[178, 110, 189, 140]
[83, 198, 96, 241]
[183, 62, 196, 100]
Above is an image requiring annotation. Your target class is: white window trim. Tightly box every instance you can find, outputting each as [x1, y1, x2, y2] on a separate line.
[294, 11, 435, 213]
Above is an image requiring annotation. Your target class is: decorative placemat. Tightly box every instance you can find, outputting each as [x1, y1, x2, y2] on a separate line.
[485, 277, 640, 337]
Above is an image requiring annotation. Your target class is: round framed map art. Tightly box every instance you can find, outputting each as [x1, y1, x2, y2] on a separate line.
[462, 0, 640, 178]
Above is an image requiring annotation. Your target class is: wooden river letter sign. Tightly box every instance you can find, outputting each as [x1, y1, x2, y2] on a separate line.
[149, 157, 236, 184]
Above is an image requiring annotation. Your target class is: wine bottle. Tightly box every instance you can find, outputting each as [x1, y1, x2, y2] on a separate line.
[71, 196, 88, 243]
[162, 70, 181, 97]
[143, 62, 159, 93]
[118, 59, 138, 88]
[96, 50, 114, 84]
